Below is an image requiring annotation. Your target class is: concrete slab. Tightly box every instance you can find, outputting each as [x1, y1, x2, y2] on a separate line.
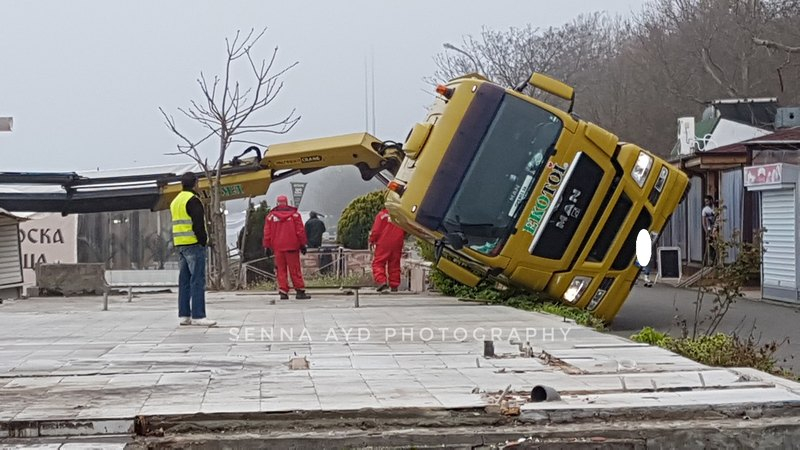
[0, 291, 799, 445]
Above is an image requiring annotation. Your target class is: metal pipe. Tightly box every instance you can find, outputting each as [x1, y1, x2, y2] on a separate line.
[530, 385, 561, 402]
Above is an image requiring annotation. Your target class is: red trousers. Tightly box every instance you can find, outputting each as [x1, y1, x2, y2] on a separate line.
[372, 244, 402, 288]
[275, 250, 305, 293]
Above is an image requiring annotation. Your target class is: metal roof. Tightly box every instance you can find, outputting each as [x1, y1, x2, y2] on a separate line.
[704, 127, 800, 154]
[0, 208, 27, 221]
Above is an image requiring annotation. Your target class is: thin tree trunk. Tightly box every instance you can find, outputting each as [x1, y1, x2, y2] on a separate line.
[236, 199, 253, 289]
[217, 211, 230, 290]
[208, 181, 231, 291]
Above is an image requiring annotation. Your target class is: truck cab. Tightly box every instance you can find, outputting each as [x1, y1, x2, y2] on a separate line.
[386, 73, 689, 322]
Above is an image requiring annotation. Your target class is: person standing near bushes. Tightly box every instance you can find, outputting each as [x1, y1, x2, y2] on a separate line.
[263, 195, 311, 300]
[304, 211, 326, 249]
[369, 208, 406, 292]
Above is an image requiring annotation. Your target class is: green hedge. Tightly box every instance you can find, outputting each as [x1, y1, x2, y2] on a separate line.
[631, 327, 786, 374]
[337, 190, 386, 249]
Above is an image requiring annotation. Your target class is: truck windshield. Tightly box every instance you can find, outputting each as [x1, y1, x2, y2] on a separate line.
[442, 95, 562, 255]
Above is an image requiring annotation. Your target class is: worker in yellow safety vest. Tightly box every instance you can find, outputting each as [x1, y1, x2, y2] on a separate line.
[169, 172, 216, 327]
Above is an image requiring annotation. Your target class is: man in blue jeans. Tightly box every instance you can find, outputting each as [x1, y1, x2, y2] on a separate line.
[170, 172, 216, 327]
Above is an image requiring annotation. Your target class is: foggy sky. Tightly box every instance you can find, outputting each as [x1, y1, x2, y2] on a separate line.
[0, 0, 646, 216]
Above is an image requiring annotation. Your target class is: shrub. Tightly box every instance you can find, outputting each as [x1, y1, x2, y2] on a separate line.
[425, 260, 604, 329]
[337, 190, 386, 249]
[630, 326, 672, 346]
[416, 238, 436, 262]
[631, 328, 785, 374]
[238, 200, 274, 284]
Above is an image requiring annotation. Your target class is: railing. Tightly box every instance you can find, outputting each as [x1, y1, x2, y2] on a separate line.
[239, 255, 276, 286]
[239, 247, 372, 287]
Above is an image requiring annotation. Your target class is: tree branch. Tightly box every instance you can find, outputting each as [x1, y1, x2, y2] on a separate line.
[753, 37, 800, 53]
[158, 107, 216, 164]
[700, 47, 739, 97]
[230, 138, 269, 147]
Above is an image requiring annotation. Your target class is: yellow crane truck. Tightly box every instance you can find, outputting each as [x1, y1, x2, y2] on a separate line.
[0, 72, 688, 322]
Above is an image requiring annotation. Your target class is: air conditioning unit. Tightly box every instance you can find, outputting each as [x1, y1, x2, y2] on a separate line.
[677, 117, 696, 155]
[775, 107, 800, 129]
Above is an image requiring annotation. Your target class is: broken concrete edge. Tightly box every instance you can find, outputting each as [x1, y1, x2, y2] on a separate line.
[136, 400, 800, 436]
[520, 400, 800, 424]
[4, 404, 800, 442]
[732, 367, 800, 394]
[134, 407, 499, 436]
[5, 393, 800, 439]
[127, 417, 800, 449]
[0, 418, 133, 439]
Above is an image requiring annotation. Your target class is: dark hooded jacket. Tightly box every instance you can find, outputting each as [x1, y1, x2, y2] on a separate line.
[304, 215, 326, 248]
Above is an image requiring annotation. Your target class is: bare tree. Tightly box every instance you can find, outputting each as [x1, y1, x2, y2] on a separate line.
[160, 27, 300, 290]
[431, 14, 622, 89]
[430, 13, 639, 139]
[429, 1, 800, 156]
[623, 0, 800, 152]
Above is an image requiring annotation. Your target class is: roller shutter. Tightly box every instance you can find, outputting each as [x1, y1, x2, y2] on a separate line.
[762, 189, 796, 290]
[0, 220, 23, 287]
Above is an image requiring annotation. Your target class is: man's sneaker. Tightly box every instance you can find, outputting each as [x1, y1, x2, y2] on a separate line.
[376, 283, 389, 293]
[390, 287, 398, 292]
[179, 317, 192, 326]
[296, 290, 311, 300]
[191, 318, 217, 327]
[279, 292, 289, 300]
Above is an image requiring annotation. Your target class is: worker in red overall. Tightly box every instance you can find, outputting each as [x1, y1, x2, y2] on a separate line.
[263, 195, 310, 300]
[369, 208, 406, 292]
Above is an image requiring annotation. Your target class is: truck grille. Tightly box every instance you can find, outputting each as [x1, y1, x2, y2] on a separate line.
[587, 194, 632, 263]
[531, 155, 604, 259]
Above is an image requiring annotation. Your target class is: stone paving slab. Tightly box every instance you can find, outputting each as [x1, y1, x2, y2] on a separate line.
[1, 291, 799, 439]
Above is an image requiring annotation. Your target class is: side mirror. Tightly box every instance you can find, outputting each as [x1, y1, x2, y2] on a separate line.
[445, 232, 468, 251]
[523, 73, 575, 113]
[433, 233, 468, 262]
[434, 239, 445, 262]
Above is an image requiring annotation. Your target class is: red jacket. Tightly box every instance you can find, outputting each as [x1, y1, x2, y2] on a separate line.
[369, 209, 405, 250]
[263, 205, 308, 252]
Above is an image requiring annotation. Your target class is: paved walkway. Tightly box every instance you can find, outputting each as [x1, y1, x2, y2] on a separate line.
[1, 290, 799, 446]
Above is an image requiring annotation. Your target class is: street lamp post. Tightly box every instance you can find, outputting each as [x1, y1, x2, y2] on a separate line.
[443, 43, 483, 75]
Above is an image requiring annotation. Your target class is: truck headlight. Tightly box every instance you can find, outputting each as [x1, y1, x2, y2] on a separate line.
[563, 276, 592, 303]
[631, 152, 653, 187]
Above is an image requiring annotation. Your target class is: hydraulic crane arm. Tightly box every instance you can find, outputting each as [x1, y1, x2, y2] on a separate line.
[0, 132, 404, 215]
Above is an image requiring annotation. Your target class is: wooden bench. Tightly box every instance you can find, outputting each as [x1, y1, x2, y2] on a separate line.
[102, 269, 180, 310]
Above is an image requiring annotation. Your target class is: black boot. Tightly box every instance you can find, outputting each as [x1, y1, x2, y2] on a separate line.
[279, 292, 289, 300]
[295, 290, 311, 300]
